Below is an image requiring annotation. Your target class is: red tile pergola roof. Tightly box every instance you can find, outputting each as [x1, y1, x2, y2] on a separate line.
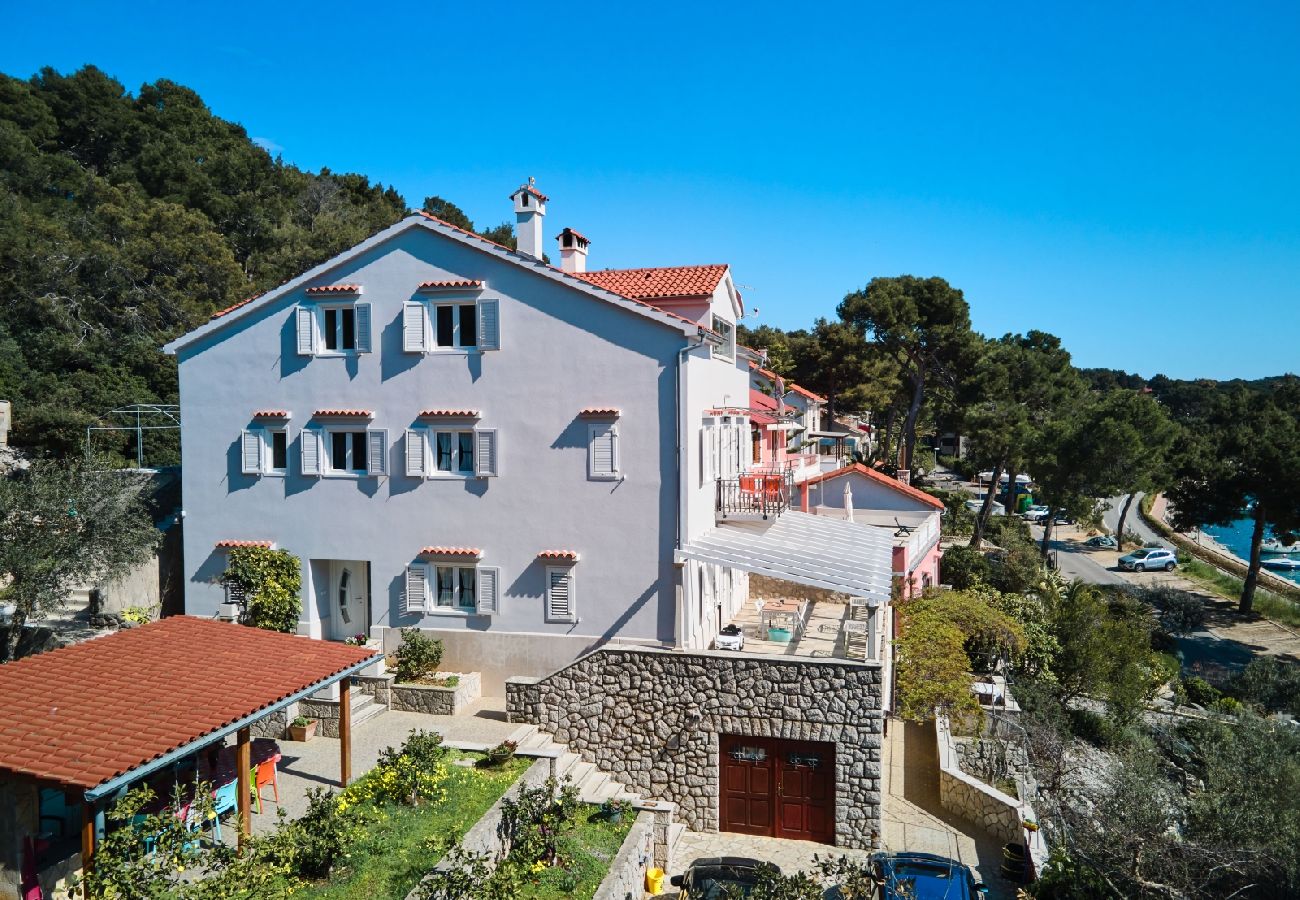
[573, 264, 728, 300]
[214, 540, 274, 549]
[304, 284, 362, 295]
[0, 616, 378, 794]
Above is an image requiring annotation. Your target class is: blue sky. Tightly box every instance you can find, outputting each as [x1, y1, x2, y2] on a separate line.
[5, 1, 1299, 379]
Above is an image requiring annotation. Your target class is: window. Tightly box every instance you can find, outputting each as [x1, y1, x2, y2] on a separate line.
[241, 426, 288, 476]
[435, 431, 475, 475]
[712, 314, 735, 361]
[435, 303, 477, 349]
[267, 428, 288, 474]
[587, 422, 620, 480]
[405, 562, 499, 616]
[546, 566, 576, 623]
[435, 566, 477, 610]
[331, 431, 368, 473]
[295, 303, 371, 355]
[406, 428, 497, 478]
[314, 428, 386, 477]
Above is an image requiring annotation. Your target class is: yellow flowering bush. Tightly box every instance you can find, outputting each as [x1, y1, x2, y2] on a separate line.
[340, 729, 450, 808]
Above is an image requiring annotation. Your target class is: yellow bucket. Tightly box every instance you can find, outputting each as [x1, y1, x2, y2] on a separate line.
[645, 866, 666, 894]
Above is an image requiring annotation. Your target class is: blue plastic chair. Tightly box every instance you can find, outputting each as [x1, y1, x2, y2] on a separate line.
[208, 781, 239, 842]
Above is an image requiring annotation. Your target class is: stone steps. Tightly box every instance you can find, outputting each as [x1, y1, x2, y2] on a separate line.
[507, 726, 644, 806]
[349, 692, 386, 729]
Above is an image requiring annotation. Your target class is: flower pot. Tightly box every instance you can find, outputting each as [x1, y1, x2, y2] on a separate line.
[288, 720, 317, 741]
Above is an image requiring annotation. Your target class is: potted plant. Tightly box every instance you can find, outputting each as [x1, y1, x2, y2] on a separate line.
[289, 715, 317, 741]
[484, 739, 517, 767]
[600, 797, 634, 824]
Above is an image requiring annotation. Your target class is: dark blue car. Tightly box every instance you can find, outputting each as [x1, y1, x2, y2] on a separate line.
[869, 852, 988, 900]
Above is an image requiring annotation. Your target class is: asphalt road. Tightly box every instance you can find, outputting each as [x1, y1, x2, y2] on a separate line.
[1030, 523, 1129, 586]
[1101, 492, 1168, 549]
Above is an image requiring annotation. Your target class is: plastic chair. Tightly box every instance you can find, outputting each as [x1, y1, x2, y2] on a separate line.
[203, 781, 239, 843]
[251, 758, 279, 813]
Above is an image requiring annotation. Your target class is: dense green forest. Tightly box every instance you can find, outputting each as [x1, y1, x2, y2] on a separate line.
[0, 65, 510, 462]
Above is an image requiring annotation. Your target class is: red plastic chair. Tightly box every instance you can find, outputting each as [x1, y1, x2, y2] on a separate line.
[251, 758, 279, 813]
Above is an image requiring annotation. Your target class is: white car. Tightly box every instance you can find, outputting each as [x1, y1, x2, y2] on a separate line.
[1021, 505, 1051, 523]
[1119, 547, 1177, 572]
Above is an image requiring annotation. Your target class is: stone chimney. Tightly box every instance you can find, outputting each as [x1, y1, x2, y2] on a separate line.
[509, 177, 547, 259]
[556, 227, 590, 273]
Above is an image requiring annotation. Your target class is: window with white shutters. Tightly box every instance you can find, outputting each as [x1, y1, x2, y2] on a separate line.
[301, 429, 322, 476]
[587, 423, 620, 480]
[474, 429, 498, 477]
[366, 429, 387, 476]
[403, 302, 428, 353]
[478, 299, 500, 350]
[545, 566, 576, 623]
[700, 418, 717, 486]
[404, 564, 429, 615]
[321, 429, 383, 476]
[295, 306, 315, 355]
[405, 429, 429, 477]
[476, 566, 499, 616]
[241, 429, 263, 475]
[309, 303, 371, 355]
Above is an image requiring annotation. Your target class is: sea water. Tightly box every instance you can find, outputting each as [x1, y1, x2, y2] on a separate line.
[1201, 520, 1300, 586]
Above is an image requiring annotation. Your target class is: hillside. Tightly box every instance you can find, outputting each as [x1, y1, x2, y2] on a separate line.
[0, 66, 431, 460]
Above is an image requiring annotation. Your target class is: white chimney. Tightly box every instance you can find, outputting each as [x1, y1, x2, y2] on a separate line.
[556, 227, 590, 273]
[509, 177, 547, 259]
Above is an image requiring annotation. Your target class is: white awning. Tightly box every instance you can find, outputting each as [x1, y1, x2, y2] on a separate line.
[676, 510, 894, 602]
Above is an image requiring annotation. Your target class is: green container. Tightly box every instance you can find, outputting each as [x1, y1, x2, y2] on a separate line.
[768, 627, 792, 643]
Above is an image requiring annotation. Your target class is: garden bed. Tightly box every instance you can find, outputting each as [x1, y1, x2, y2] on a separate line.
[299, 748, 529, 899]
[390, 671, 481, 715]
[511, 804, 636, 900]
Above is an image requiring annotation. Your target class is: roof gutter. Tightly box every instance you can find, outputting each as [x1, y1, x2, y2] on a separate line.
[83, 652, 381, 802]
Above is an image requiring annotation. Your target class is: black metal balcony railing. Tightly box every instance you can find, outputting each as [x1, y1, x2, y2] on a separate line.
[716, 471, 793, 520]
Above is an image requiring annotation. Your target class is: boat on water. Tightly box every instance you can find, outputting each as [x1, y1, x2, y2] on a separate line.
[1261, 538, 1300, 555]
[1261, 557, 1300, 571]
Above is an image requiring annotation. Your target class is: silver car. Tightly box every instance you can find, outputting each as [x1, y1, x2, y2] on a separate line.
[1118, 547, 1177, 572]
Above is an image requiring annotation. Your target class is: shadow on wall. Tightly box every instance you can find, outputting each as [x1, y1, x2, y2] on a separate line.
[584, 581, 660, 653]
[280, 315, 310, 378]
[226, 439, 255, 494]
[381, 307, 421, 381]
[550, 415, 589, 450]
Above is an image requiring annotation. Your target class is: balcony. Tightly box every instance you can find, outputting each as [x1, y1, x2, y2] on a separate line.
[716, 470, 793, 520]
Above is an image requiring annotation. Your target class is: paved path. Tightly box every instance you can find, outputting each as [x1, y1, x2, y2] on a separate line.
[881, 721, 1018, 899]
[668, 830, 871, 883]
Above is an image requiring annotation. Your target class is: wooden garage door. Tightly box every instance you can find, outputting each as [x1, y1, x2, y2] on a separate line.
[719, 734, 835, 844]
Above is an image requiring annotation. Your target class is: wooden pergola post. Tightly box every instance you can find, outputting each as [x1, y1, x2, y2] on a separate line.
[339, 676, 352, 787]
[235, 727, 251, 850]
[80, 799, 95, 875]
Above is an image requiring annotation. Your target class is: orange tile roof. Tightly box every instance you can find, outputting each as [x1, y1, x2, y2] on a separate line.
[0, 617, 377, 793]
[579, 407, 621, 417]
[510, 183, 550, 203]
[214, 540, 273, 549]
[538, 550, 580, 561]
[304, 284, 361, 295]
[417, 279, 484, 290]
[802, 464, 945, 511]
[313, 409, 373, 418]
[418, 409, 480, 418]
[210, 293, 261, 320]
[573, 265, 728, 300]
[252, 410, 290, 419]
[750, 364, 827, 404]
[419, 547, 482, 557]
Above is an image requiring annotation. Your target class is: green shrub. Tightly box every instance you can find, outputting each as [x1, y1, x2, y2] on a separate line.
[119, 605, 153, 624]
[394, 627, 445, 682]
[223, 545, 302, 632]
[1182, 676, 1221, 707]
[1229, 656, 1300, 715]
[484, 739, 518, 767]
[939, 545, 991, 589]
[290, 787, 363, 880]
[1068, 707, 1121, 748]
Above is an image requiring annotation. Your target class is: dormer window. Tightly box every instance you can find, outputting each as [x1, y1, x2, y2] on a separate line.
[712, 315, 735, 361]
[295, 287, 371, 356]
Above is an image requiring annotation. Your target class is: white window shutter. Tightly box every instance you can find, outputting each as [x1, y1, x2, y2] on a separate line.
[402, 302, 428, 353]
[546, 567, 575, 622]
[478, 299, 500, 350]
[300, 429, 321, 476]
[700, 425, 714, 486]
[405, 429, 429, 477]
[354, 303, 372, 353]
[476, 566, 499, 616]
[474, 429, 498, 477]
[588, 424, 618, 479]
[241, 429, 263, 475]
[295, 306, 315, 356]
[404, 564, 429, 615]
[367, 429, 387, 476]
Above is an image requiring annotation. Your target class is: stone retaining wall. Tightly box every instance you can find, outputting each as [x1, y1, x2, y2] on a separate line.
[354, 674, 393, 706]
[391, 672, 481, 715]
[507, 645, 884, 848]
[298, 696, 343, 738]
[592, 810, 655, 900]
